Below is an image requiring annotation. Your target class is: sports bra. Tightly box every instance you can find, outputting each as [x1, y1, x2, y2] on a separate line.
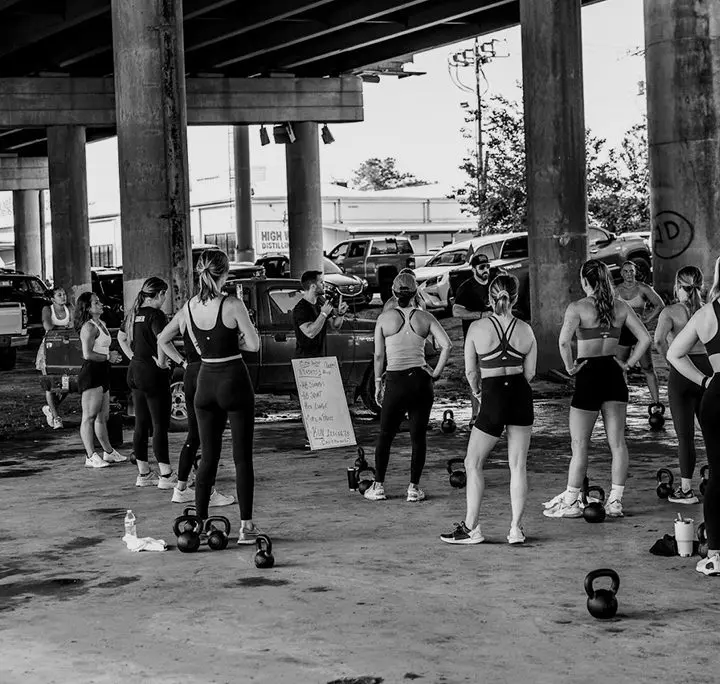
[385, 308, 426, 372]
[576, 325, 622, 341]
[477, 317, 524, 369]
[704, 300, 720, 356]
[89, 319, 111, 358]
[187, 296, 241, 361]
[619, 290, 645, 311]
[50, 304, 70, 328]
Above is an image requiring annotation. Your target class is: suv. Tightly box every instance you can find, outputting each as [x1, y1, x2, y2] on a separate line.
[0, 271, 51, 335]
[326, 236, 415, 302]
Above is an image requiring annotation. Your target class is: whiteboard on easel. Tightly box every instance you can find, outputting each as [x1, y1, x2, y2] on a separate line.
[292, 356, 357, 451]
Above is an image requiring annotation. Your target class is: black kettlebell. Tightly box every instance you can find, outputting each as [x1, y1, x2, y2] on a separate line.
[172, 514, 203, 553]
[205, 516, 231, 551]
[699, 465, 710, 497]
[656, 468, 674, 499]
[254, 534, 275, 569]
[584, 568, 620, 620]
[447, 458, 466, 489]
[357, 466, 376, 495]
[354, 446, 368, 471]
[582, 485, 606, 524]
[441, 409, 456, 434]
[648, 403, 666, 431]
[698, 522, 709, 558]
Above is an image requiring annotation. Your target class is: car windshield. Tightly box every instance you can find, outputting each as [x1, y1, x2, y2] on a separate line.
[99, 275, 123, 299]
[323, 258, 343, 275]
[426, 249, 468, 267]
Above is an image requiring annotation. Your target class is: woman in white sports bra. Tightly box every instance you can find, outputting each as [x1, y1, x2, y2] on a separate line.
[74, 292, 126, 469]
[36, 287, 73, 429]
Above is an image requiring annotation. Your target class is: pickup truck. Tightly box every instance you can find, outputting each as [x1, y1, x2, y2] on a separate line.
[0, 301, 29, 370]
[42, 278, 381, 431]
[326, 236, 416, 302]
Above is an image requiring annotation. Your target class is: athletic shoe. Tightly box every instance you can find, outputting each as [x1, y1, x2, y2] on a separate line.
[85, 453, 110, 469]
[542, 491, 566, 509]
[171, 486, 195, 504]
[209, 487, 235, 507]
[406, 486, 426, 502]
[103, 449, 128, 463]
[52, 417, 63, 430]
[696, 554, 720, 576]
[668, 487, 699, 505]
[363, 482, 386, 501]
[507, 527, 526, 544]
[157, 471, 179, 490]
[440, 521, 484, 545]
[605, 498, 624, 517]
[42, 405, 53, 428]
[136, 471, 159, 487]
[543, 496, 583, 518]
[237, 523, 261, 545]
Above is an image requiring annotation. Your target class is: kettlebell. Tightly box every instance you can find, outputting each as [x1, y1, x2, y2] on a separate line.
[656, 468, 674, 499]
[254, 534, 275, 569]
[205, 516, 231, 551]
[582, 485, 606, 524]
[699, 465, 710, 497]
[648, 403, 666, 431]
[698, 522, 709, 558]
[584, 568, 620, 620]
[446, 458, 466, 489]
[172, 514, 203, 553]
[441, 409, 456, 434]
[354, 446, 368, 471]
[357, 466, 376, 495]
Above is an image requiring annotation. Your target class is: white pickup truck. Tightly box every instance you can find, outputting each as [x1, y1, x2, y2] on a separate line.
[0, 301, 28, 370]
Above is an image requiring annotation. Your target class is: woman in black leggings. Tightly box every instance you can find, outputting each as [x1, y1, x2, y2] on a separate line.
[175, 249, 260, 543]
[364, 272, 452, 502]
[668, 256, 720, 577]
[655, 266, 708, 504]
[118, 277, 174, 488]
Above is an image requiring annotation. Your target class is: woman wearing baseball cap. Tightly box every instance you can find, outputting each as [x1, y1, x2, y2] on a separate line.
[365, 271, 452, 502]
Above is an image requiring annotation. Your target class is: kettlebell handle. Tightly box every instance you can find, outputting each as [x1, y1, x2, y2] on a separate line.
[656, 468, 674, 485]
[582, 485, 605, 505]
[700, 464, 710, 480]
[584, 568, 620, 598]
[256, 534, 272, 554]
[648, 402, 665, 416]
[447, 458, 464, 474]
[173, 514, 203, 537]
[204, 516, 231, 535]
[698, 522, 707, 543]
[443, 409, 454, 421]
[183, 505, 197, 517]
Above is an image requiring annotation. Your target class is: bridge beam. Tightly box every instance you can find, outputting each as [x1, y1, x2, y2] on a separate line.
[0, 156, 48, 191]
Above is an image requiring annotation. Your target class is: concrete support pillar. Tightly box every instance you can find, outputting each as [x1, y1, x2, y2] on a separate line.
[12, 190, 42, 276]
[233, 125, 254, 262]
[285, 122, 323, 278]
[47, 126, 91, 301]
[644, 0, 720, 294]
[520, 0, 587, 372]
[111, 0, 191, 313]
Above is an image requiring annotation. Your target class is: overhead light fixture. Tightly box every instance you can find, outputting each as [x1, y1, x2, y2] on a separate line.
[321, 124, 335, 145]
[259, 125, 270, 146]
[272, 123, 295, 144]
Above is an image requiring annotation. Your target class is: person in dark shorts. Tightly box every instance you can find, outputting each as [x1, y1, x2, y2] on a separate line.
[655, 266, 708, 504]
[292, 270, 348, 359]
[668, 256, 720, 576]
[440, 274, 536, 546]
[75, 292, 125, 469]
[544, 259, 650, 519]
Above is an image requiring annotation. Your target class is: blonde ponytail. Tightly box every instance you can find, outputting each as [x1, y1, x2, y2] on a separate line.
[581, 259, 615, 328]
[197, 250, 230, 303]
[490, 274, 519, 317]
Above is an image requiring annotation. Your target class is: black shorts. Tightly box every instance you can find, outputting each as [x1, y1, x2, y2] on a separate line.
[127, 358, 170, 397]
[618, 325, 637, 347]
[475, 374, 534, 437]
[571, 356, 628, 411]
[78, 360, 110, 394]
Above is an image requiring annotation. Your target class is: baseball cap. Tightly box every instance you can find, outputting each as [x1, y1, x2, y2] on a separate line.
[470, 253, 490, 267]
[392, 271, 418, 294]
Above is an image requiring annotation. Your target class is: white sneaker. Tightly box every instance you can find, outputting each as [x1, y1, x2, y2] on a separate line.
[136, 471, 159, 487]
[157, 471, 179, 490]
[85, 453, 110, 469]
[237, 523, 261, 545]
[42, 405, 54, 428]
[696, 553, 720, 576]
[52, 417, 63, 430]
[364, 482, 386, 501]
[605, 498, 624, 518]
[507, 527, 526, 544]
[209, 487, 235, 507]
[440, 521, 484, 545]
[171, 486, 195, 504]
[406, 486, 426, 502]
[103, 448, 127, 463]
[543, 495, 583, 518]
[542, 491, 566, 509]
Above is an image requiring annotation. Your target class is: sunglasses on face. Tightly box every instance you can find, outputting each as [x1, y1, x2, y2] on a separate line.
[475, 264, 490, 271]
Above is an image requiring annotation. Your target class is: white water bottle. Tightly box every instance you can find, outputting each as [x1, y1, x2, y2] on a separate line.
[124, 510, 137, 538]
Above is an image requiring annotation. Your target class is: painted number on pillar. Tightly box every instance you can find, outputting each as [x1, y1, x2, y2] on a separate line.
[653, 210, 694, 260]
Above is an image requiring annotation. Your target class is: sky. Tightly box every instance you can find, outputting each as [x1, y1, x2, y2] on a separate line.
[83, 0, 646, 207]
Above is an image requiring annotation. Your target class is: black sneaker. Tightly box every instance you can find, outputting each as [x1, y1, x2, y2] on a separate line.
[668, 486, 699, 504]
[439, 521, 484, 545]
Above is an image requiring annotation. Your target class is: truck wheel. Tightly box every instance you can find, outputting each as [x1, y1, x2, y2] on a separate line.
[169, 380, 189, 432]
[0, 348, 17, 371]
[360, 366, 381, 415]
[630, 256, 652, 284]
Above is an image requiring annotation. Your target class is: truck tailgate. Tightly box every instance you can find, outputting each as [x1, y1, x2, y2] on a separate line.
[0, 301, 24, 335]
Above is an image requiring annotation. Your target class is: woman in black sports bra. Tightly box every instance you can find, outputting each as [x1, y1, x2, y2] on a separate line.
[668, 257, 720, 577]
[544, 259, 650, 520]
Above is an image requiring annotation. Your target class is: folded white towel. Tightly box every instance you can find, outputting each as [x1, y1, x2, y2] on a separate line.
[122, 534, 168, 552]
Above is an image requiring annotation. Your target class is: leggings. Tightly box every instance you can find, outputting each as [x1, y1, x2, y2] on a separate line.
[129, 360, 170, 464]
[194, 359, 255, 520]
[374, 367, 434, 485]
[177, 362, 201, 482]
[699, 375, 720, 549]
[668, 354, 712, 479]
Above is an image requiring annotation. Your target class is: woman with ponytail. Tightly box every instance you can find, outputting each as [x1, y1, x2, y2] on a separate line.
[655, 266, 708, 504]
[117, 277, 174, 488]
[440, 274, 536, 546]
[668, 256, 720, 576]
[544, 259, 650, 519]
[364, 271, 452, 503]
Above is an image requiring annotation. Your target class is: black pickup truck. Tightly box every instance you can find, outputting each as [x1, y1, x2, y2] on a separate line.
[43, 278, 381, 430]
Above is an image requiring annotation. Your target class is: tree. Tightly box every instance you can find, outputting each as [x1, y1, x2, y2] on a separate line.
[350, 157, 430, 191]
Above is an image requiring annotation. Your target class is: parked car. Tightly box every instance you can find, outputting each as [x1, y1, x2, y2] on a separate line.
[0, 301, 28, 370]
[255, 253, 370, 309]
[325, 236, 415, 302]
[0, 270, 51, 335]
